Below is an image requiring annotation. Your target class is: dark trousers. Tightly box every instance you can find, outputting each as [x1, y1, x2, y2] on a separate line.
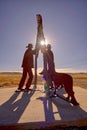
[18, 67, 33, 89]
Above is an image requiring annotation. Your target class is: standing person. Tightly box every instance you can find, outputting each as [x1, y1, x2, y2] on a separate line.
[41, 44, 55, 93]
[40, 44, 55, 74]
[16, 43, 36, 92]
[46, 44, 56, 88]
[46, 44, 55, 76]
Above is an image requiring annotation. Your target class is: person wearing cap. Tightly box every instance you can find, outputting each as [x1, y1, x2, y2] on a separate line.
[16, 43, 36, 91]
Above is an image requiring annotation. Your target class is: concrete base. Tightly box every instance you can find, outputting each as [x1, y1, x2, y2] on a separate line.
[0, 85, 87, 129]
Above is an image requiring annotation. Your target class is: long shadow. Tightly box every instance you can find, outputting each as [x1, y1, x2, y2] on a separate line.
[36, 88, 67, 127]
[51, 88, 87, 121]
[0, 88, 35, 125]
[36, 96, 56, 127]
[52, 98, 87, 121]
[37, 87, 87, 127]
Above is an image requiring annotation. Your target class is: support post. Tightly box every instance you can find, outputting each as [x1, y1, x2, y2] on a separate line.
[34, 14, 45, 87]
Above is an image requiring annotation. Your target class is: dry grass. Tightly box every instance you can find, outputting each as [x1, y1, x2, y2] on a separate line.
[70, 73, 87, 89]
[0, 72, 43, 88]
[0, 72, 87, 89]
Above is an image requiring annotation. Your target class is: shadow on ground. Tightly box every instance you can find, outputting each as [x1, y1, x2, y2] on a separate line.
[0, 87, 87, 130]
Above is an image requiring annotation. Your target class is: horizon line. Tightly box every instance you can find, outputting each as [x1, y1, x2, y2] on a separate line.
[0, 68, 87, 74]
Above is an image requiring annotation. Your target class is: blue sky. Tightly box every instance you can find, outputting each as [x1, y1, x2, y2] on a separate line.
[0, 0, 87, 73]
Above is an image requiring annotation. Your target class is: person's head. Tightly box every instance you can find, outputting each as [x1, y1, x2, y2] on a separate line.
[26, 43, 33, 50]
[41, 45, 46, 53]
[47, 44, 51, 50]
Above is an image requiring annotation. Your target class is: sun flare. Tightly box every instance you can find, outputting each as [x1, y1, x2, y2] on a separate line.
[40, 39, 48, 46]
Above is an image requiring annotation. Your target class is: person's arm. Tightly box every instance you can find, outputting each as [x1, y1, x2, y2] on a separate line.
[32, 49, 37, 55]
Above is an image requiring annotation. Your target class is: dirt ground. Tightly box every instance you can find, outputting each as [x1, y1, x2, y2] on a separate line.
[0, 72, 87, 89]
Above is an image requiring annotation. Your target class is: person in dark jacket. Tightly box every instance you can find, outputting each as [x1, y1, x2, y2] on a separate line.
[40, 44, 55, 75]
[17, 43, 36, 91]
[46, 44, 55, 75]
[40, 44, 55, 89]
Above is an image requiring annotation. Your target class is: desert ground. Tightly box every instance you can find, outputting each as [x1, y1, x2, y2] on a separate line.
[0, 72, 87, 89]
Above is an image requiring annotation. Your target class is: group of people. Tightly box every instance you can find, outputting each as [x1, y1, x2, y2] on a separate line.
[16, 43, 55, 92]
